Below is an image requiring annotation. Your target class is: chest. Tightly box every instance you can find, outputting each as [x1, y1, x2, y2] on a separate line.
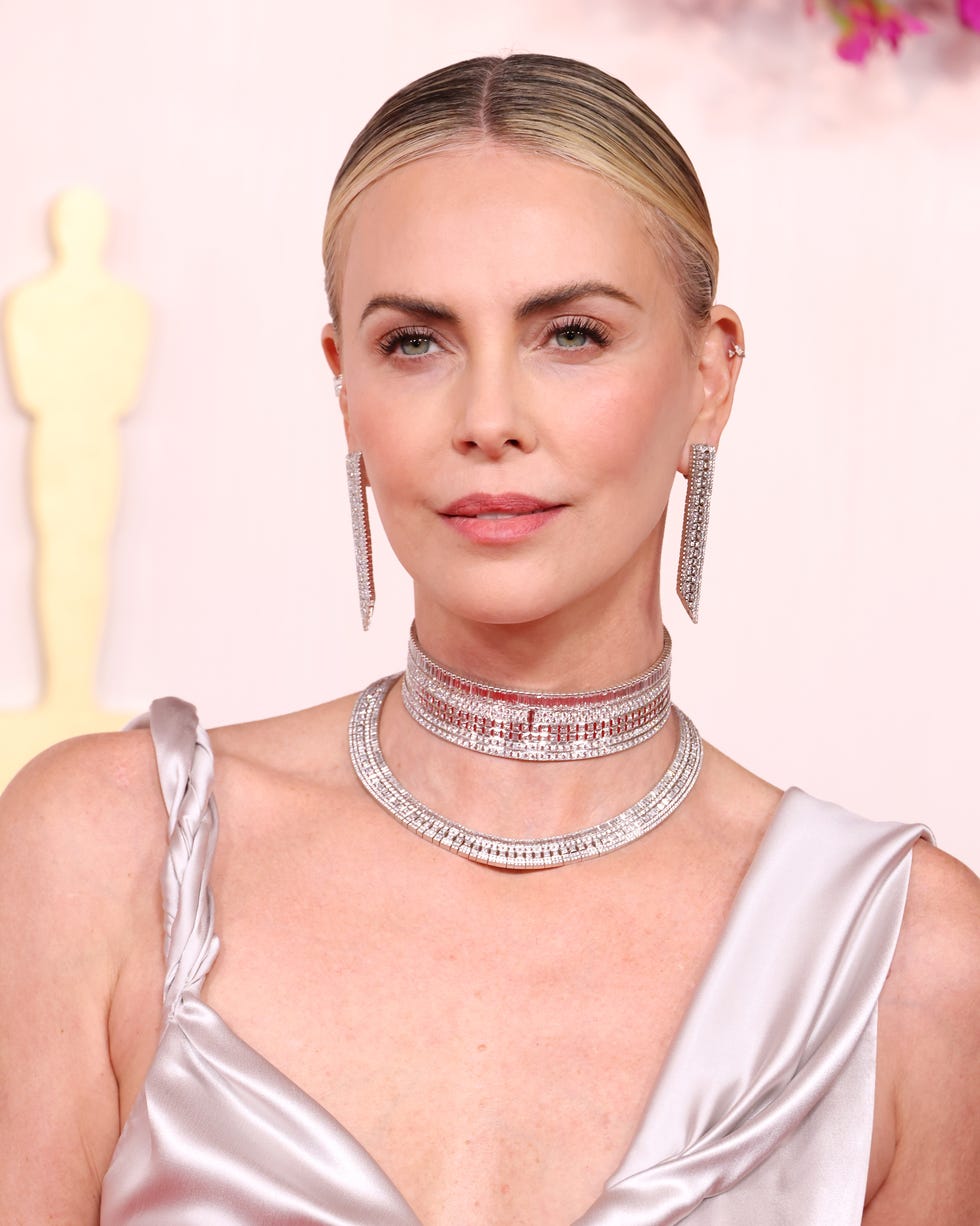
[184, 814, 741, 1224]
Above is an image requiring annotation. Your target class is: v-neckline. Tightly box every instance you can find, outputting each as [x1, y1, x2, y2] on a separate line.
[161, 786, 796, 1225]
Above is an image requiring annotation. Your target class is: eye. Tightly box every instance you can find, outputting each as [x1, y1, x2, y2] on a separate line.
[545, 316, 612, 351]
[377, 327, 442, 358]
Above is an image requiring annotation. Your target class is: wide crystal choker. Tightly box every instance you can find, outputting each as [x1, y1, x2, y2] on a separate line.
[349, 674, 702, 870]
[401, 624, 672, 761]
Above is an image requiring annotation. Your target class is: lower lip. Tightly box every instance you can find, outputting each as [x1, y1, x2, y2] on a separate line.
[443, 506, 565, 544]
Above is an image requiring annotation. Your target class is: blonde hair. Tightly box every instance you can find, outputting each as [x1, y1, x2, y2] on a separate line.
[322, 54, 718, 335]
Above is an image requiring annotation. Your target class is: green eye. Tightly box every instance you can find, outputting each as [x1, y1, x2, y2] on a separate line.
[555, 327, 589, 349]
[398, 334, 432, 355]
[379, 328, 439, 358]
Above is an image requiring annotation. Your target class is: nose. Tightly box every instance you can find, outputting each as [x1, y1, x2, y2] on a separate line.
[451, 355, 537, 460]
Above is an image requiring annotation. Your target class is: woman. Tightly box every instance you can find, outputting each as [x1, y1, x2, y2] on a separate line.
[2, 53, 978, 1226]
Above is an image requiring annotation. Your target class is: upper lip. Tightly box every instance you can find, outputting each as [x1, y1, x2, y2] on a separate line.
[440, 493, 564, 517]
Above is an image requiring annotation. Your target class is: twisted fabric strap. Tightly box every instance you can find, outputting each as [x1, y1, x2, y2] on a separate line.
[127, 697, 220, 1017]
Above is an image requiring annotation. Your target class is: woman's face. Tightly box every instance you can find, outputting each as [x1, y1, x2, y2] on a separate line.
[323, 143, 739, 632]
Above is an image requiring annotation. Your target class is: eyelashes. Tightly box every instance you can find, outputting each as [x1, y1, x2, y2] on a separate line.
[547, 316, 612, 349]
[375, 315, 613, 359]
[376, 326, 435, 357]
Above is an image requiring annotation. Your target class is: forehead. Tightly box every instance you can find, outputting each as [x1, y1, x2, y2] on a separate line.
[337, 145, 670, 319]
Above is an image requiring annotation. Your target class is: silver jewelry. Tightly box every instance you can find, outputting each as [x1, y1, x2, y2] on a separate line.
[677, 442, 716, 623]
[350, 674, 702, 869]
[402, 623, 672, 761]
[333, 373, 344, 396]
[727, 344, 745, 358]
[345, 451, 375, 631]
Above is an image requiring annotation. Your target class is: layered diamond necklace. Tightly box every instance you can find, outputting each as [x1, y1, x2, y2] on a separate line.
[348, 625, 703, 869]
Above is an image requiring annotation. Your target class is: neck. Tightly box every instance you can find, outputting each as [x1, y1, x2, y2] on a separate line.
[403, 620, 672, 763]
[412, 584, 667, 697]
[372, 595, 687, 845]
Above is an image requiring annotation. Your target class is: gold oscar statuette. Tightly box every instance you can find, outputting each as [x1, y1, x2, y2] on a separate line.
[1, 187, 150, 789]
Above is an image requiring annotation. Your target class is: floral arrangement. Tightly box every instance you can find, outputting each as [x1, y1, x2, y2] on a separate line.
[807, 0, 980, 61]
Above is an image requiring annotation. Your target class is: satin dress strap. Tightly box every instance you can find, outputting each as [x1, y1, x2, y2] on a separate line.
[128, 696, 221, 1016]
[577, 787, 933, 1226]
[101, 697, 421, 1225]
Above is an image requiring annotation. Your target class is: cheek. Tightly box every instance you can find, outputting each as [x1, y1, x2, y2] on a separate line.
[570, 376, 688, 496]
[351, 405, 437, 559]
[351, 396, 427, 483]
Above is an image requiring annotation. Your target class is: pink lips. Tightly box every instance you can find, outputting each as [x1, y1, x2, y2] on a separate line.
[440, 493, 566, 544]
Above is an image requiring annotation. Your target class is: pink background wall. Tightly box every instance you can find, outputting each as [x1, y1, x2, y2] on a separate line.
[2, 2, 977, 866]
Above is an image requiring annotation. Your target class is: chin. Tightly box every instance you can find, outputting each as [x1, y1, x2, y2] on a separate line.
[419, 575, 584, 630]
[403, 538, 656, 631]
[440, 595, 572, 630]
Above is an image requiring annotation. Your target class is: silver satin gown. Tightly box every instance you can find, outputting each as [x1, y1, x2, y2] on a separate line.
[99, 697, 932, 1225]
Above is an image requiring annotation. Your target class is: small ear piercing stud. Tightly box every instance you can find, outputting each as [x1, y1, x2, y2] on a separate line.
[727, 344, 745, 359]
[333, 374, 344, 396]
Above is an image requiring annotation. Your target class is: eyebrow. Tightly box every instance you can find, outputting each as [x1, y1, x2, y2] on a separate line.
[516, 280, 642, 319]
[358, 280, 641, 329]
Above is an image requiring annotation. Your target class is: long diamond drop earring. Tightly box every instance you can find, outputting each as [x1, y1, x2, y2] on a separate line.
[676, 443, 716, 623]
[345, 451, 375, 631]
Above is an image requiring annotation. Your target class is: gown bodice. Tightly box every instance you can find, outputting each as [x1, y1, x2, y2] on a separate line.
[100, 696, 932, 1225]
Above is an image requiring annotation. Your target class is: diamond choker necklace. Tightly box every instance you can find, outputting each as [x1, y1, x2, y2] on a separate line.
[401, 623, 672, 761]
[349, 674, 703, 870]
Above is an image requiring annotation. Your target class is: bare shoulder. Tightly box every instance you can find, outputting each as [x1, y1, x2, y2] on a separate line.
[207, 691, 359, 786]
[866, 839, 980, 1224]
[886, 839, 980, 1020]
[695, 737, 786, 841]
[0, 726, 167, 913]
[0, 728, 169, 1216]
[0, 725, 169, 1000]
[901, 836, 980, 934]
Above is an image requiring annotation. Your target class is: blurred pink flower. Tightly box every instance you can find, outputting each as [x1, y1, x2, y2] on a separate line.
[959, 0, 980, 31]
[836, 23, 875, 59]
[878, 8, 929, 48]
[816, 0, 929, 62]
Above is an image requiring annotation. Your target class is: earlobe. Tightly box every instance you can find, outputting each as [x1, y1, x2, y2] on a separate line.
[321, 321, 353, 444]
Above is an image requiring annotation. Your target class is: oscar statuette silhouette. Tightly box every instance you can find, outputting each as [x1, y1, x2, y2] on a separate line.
[1, 187, 150, 789]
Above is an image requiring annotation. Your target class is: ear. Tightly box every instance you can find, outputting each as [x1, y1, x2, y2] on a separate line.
[320, 321, 353, 448]
[678, 305, 744, 477]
